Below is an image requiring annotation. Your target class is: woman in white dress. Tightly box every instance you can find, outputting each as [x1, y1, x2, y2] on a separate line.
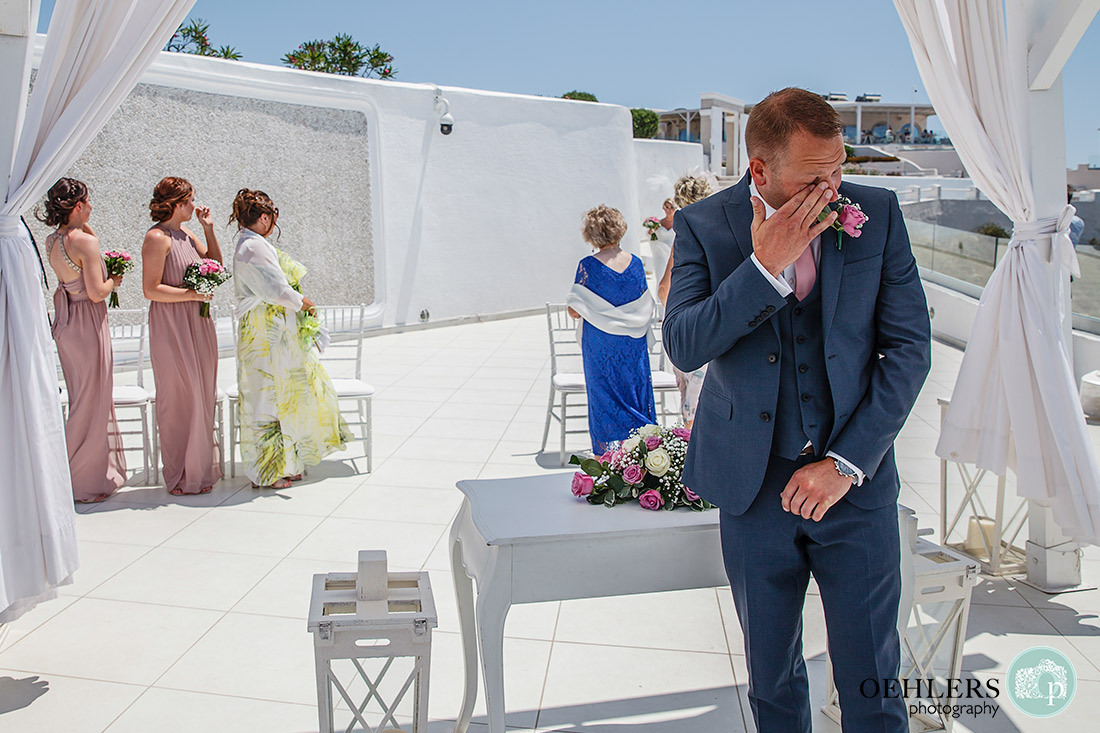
[648, 198, 676, 289]
[657, 175, 715, 428]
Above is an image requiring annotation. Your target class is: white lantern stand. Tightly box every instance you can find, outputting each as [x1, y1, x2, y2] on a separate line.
[308, 551, 437, 733]
[823, 537, 978, 732]
[937, 398, 1027, 575]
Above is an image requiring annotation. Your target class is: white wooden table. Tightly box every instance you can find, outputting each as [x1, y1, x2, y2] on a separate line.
[448, 473, 726, 733]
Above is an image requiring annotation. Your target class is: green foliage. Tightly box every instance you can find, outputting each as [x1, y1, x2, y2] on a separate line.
[975, 222, 1010, 239]
[631, 108, 659, 138]
[165, 18, 241, 60]
[844, 144, 855, 160]
[562, 90, 598, 102]
[282, 34, 395, 79]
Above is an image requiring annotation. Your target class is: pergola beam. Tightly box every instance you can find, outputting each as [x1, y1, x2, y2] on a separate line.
[1028, 0, 1100, 90]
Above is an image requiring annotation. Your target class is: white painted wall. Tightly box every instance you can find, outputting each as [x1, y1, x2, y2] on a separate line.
[632, 138, 705, 222]
[36, 39, 692, 328]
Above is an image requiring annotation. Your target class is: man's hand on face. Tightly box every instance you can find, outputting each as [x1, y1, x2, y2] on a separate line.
[780, 459, 853, 522]
[750, 181, 838, 278]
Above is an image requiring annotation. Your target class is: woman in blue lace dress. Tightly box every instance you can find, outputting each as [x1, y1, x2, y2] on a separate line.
[566, 206, 656, 453]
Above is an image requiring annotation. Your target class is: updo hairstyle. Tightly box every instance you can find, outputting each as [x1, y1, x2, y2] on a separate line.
[228, 189, 278, 233]
[36, 178, 88, 228]
[581, 205, 627, 249]
[672, 175, 713, 209]
[149, 176, 193, 223]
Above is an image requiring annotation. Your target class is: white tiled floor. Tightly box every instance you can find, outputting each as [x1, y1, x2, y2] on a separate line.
[3, 314, 1100, 731]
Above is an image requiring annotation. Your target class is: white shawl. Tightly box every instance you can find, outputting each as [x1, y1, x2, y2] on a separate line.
[566, 282, 655, 345]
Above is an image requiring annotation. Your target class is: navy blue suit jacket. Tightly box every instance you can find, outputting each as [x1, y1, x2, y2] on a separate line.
[662, 173, 931, 515]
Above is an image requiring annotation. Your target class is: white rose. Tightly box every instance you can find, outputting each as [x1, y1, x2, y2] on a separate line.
[644, 447, 671, 477]
[622, 436, 641, 453]
[637, 424, 661, 437]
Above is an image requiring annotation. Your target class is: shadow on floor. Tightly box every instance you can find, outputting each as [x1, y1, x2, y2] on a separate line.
[0, 675, 49, 715]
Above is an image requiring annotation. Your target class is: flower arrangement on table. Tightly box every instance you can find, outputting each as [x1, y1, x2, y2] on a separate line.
[818, 197, 868, 250]
[569, 423, 712, 511]
[182, 258, 231, 318]
[643, 217, 661, 241]
[102, 250, 133, 308]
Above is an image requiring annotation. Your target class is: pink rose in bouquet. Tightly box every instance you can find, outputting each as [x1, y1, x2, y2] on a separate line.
[622, 463, 645, 485]
[683, 486, 701, 502]
[571, 472, 594, 497]
[102, 250, 134, 308]
[182, 258, 231, 318]
[638, 489, 664, 511]
[644, 435, 662, 450]
[671, 427, 691, 441]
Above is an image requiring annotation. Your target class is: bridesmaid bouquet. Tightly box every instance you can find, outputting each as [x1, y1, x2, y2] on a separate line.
[102, 250, 134, 308]
[643, 217, 661, 241]
[569, 424, 711, 511]
[182, 258, 231, 318]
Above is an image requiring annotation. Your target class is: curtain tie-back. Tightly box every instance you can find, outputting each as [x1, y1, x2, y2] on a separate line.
[1010, 204, 1080, 278]
[0, 215, 26, 237]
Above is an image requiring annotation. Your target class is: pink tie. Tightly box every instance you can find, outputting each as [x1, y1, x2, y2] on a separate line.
[794, 246, 816, 301]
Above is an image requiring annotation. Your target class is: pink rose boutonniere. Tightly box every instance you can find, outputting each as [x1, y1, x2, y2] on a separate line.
[818, 197, 868, 250]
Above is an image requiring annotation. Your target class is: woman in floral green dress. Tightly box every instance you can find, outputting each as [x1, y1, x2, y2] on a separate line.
[230, 189, 351, 488]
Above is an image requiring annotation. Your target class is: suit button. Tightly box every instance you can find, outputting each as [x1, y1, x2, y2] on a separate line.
[759, 412, 771, 422]
[766, 305, 775, 313]
[794, 307, 804, 317]
[798, 364, 808, 373]
[796, 335, 807, 345]
[801, 393, 812, 402]
[767, 353, 778, 364]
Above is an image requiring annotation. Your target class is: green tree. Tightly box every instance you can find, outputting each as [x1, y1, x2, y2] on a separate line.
[631, 108, 659, 138]
[282, 34, 395, 79]
[165, 18, 241, 60]
[975, 222, 1010, 239]
[562, 90, 598, 102]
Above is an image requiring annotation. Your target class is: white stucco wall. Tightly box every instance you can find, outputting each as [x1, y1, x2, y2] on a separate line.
[35, 40, 689, 328]
[632, 138, 705, 223]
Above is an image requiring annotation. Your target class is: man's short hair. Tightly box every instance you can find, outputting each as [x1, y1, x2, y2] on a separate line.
[745, 87, 845, 163]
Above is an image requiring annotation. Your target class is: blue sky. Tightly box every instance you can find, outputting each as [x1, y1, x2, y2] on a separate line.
[37, 0, 1100, 167]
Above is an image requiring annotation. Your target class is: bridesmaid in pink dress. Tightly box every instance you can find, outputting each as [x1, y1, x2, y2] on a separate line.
[141, 177, 223, 495]
[40, 178, 126, 503]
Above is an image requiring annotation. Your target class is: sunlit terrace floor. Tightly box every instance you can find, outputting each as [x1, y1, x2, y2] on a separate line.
[3, 313, 1100, 732]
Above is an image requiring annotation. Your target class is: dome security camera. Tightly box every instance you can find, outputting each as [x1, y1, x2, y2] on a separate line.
[440, 112, 454, 135]
[433, 86, 454, 136]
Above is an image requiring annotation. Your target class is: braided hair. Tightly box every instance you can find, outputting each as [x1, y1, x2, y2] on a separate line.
[228, 188, 279, 237]
[36, 178, 88, 228]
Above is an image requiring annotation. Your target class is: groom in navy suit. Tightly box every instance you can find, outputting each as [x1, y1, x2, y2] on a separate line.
[663, 88, 930, 732]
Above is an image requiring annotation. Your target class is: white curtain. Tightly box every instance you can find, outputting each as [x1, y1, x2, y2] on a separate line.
[0, 0, 195, 624]
[894, 0, 1100, 543]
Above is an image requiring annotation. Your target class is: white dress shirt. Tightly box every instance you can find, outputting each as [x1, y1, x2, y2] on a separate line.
[745, 179, 865, 486]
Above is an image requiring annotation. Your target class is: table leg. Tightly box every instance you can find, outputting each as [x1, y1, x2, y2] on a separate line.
[452, 520, 479, 733]
[475, 550, 512, 733]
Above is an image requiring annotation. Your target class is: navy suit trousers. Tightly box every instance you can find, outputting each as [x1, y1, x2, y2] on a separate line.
[719, 455, 908, 733]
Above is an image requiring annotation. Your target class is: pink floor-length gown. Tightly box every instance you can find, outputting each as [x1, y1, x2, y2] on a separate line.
[147, 227, 222, 493]
[51, 246, 126, 501]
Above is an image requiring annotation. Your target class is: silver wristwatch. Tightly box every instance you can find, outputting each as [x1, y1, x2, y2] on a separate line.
[833, 458, 857, 482]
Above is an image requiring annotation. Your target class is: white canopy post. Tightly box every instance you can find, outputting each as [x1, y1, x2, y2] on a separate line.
[0, 0, 197, 624]
[1013, 0, 1100, 591]
[894, 0, 1100, 592]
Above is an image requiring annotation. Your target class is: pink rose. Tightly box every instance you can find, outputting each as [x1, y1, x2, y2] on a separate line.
[622, 463, 645, 484]
[683, 486, 700, 502]
[838, 205, 868, 237]
[671, 427, 691, 441]
[644, 435, 662, 450]
[639, 489, 664, 510]
[571, 472, 593, 497]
